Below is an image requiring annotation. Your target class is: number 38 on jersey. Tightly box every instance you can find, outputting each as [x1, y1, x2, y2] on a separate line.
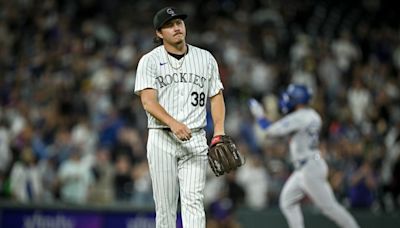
[191, 92, 205, 106]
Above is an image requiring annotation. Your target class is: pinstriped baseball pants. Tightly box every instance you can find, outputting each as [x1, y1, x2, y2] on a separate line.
[147, 128, 208, 228]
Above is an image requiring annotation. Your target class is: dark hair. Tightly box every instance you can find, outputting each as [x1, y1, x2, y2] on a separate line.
[153, 35, 163, 44]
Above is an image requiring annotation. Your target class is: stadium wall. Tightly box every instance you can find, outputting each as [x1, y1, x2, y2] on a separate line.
[1, 201, 399, 228]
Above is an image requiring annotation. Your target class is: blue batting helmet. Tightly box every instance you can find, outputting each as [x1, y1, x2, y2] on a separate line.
[278, 92, 291, 114]
[279, 84, 312, 114]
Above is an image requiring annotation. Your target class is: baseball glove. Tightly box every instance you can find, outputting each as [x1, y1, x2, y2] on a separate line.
[207, 135, 245, 177]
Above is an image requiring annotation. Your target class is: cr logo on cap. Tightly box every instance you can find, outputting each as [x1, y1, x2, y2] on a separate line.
[166, 8, 176, 16]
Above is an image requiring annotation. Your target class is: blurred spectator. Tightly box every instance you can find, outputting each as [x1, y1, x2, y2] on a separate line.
[88, 146, 115, 205]
[329, 167, 347, 202]
[37, 154, 59, 203]
[347, 78, 372, 126]
[381, 120, 400, 211]
[48, 128, 75, 164]
[317, 44, 343, 103]
[71, 116, 98, 161]
[9, 148, 42, 202]
[346, 142, 378, 209]
[0, 118, 12, 187]
[114, 154, 134, 201]
[57, 147, 94, 204]
[262, 141, 290, 206]
[98, 109, 124, 148]
[381, 120, 400, 187]
[249, 58, 277, 97]
[331, 30, 360, 74]
[226, 172, 245, 208]
[236, 153, 270, 210]
[207, 172, 244, 228]
[347, 159, 378, 208]
[207, 196, 242, 228]
[389, 154, 400, 210]
[290, 56, 317, 94]
[290, 34, 312, 71]
[114, 127, 146, 164]
[392, 42, 400, 71]
[130, 160, 153, 207]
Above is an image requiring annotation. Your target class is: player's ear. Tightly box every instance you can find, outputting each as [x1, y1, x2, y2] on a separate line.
[156, 30, 163, 39]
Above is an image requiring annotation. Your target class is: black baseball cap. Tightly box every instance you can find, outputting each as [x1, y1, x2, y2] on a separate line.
[153, 7, 187, 30]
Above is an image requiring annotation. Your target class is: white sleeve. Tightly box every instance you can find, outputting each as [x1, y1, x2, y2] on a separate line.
[134, 54, 158, 95]
[265, 113, 305, 137]
[208, 53, 224, 97]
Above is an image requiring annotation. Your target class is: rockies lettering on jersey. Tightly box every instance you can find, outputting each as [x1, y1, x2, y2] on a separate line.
[155, 73, 206, 88]
[134, 44, 223, 129]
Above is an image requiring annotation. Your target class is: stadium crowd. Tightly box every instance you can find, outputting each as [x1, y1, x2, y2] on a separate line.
[0, 0, 399, 218]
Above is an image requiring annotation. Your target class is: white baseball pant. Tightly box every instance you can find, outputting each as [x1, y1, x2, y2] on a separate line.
[147, 128, 208, 228]
[279, 157, 359, 228]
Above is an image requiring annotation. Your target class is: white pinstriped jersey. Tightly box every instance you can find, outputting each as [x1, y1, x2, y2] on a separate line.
[134, 44, 223, 129]
[265, 108, 322, 162]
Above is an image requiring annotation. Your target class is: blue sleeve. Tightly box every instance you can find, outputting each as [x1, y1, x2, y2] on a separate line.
[257, 117, 271, 130]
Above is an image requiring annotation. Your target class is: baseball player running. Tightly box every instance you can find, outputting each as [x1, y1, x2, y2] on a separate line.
[134, 6, 226, 228]
[249, 84, 359, 228]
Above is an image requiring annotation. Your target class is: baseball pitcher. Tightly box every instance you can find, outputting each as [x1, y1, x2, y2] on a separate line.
[134, 6, 228, 228]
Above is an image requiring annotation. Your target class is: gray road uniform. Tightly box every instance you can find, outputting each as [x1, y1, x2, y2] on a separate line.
[265, 108, 359, 228]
